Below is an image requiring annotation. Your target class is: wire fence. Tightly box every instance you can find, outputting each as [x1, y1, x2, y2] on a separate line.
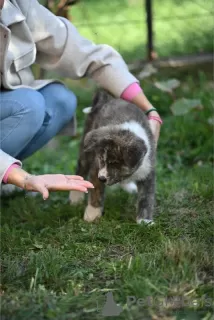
[68, 0, 213, 63]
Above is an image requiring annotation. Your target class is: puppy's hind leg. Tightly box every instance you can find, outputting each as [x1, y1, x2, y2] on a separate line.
[84, 167, 105, 222]
[136, 171, 155, 225]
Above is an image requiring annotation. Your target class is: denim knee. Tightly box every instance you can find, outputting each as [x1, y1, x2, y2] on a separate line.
[47, 84, 77, 122]
[0, 89, 46, 158]
[17, 89, 46, 134]
[60, 89, 77, 121]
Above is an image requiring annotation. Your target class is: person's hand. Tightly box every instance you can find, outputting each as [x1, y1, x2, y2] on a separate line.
[147, 111, 161, 146]
[7, 167, 94, 200]
[148, 119, 161, 146]
[23, 174, 94, 200]
[130, 91, 161, 146]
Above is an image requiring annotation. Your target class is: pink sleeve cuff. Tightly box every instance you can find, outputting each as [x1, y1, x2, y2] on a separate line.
[3, 163, 21, 184]
[120, 82, 142, 101]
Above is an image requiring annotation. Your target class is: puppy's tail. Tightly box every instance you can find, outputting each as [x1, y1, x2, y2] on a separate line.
[82, 106, 92, 114]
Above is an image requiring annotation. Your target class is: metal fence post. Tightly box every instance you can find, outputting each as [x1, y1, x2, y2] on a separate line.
[145, 0, 155, 61]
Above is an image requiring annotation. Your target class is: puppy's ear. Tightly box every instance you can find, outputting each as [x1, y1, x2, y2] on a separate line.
[84, 128, 113, 153]
[84, 129, 99, 153]
[123, 139, 147, 168]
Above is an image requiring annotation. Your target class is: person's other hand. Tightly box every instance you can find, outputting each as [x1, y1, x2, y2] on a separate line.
[148, 117, 161, 146]
[130, 91, 161, 146]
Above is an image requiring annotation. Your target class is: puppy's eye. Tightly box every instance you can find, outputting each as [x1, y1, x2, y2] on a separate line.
[109, 160, 119, 165]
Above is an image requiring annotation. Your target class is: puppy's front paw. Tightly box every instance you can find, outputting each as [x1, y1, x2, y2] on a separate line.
[69, 190, 85, 204]
[136, 217, 154, 226]
[84, 205, 102, 222]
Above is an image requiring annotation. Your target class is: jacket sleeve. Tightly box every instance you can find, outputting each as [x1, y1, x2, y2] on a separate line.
[25, 0, 138, 97]
[0, 150, 22, 184]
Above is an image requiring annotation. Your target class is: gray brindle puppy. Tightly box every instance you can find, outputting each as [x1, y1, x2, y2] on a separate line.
[69, 89, 156, 224]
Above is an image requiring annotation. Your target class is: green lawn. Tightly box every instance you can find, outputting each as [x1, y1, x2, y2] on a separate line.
[70, 0, 214, 61]
[1, 68, 213, 319]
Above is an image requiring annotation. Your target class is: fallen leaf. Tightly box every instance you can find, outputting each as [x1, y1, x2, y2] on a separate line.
[32, 243, 43, 249]
[154, 79, 180, 93]
[207, 117, 214, 126]
[138, 64, 157, 79]
[170, 98, 203, 116]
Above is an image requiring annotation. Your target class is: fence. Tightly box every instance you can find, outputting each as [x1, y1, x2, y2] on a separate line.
[66, 0, 213, 64]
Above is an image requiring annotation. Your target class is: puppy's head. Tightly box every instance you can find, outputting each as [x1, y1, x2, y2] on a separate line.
[84, 127, 147, 185]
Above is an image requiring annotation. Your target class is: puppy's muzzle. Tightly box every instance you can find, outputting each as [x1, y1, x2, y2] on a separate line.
[98, 167, 107, 183]
[98, 176, 107, 183]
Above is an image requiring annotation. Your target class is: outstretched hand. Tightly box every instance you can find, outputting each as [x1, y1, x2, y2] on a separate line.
[24, 174, 94, 200]
[7, 167, 94, 200]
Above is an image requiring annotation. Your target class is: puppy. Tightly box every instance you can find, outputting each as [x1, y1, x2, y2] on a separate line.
[69, 89, 156, 224]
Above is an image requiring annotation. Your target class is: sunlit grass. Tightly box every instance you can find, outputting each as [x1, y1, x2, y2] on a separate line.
[70, 0, 213, 61]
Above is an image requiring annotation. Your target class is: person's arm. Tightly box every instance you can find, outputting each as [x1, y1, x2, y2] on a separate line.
[23, 0, 161, 141]
[22, 0, 137, 98]
[0, 149, 22, 184]
[131, 91, 161, 144]
[121, 84, 162, 143]
[6, 167, 94, 200]
[0, 150, 94, 198]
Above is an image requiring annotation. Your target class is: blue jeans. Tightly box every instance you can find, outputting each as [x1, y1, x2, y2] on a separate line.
[0, 83, 77, 160]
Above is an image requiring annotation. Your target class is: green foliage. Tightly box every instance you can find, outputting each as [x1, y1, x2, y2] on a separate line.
[136, 63, 206, 117]
[39, 0, 213, 62]
[69, 0, 213, 61]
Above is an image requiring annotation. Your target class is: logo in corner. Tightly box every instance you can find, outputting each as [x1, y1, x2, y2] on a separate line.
[101, 291, 123, 317]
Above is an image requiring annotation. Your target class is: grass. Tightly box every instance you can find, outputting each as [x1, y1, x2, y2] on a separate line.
[1, 0, 214, 318]
[69, 0, 214, 61]
[1, 67, 214, 319]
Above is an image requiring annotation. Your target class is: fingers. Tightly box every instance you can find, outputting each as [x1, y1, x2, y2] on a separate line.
[70, 183, 90, 193]
[76, 180, 94, 189]
[35, 180, 90, 196]
[52, 179, 94, 192]
[65, 177, 94, 189]
[36, 183, 50, 200]
[66, 175, 84, 180]
[148, 120, 160, 145]
[68, 180, 94, 192]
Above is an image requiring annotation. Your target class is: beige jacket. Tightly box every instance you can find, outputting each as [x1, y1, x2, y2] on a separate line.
[0, 0, 138, 183]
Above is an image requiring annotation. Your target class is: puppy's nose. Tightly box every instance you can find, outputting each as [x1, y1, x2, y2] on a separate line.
[99, 176, 107, 183]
